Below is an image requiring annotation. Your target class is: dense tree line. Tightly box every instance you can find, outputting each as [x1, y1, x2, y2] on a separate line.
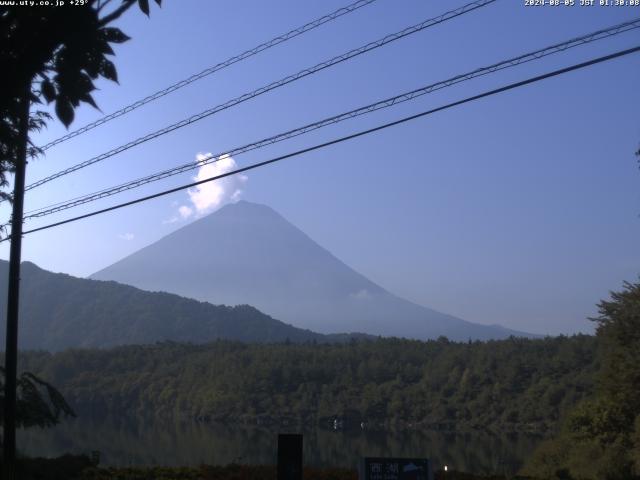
[523, 280, 640, 479]
[18, 335, 596, 433]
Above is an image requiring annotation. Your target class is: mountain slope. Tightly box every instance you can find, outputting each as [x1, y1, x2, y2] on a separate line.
[92, 201, 531, 340]
[0, 261, 353, 351]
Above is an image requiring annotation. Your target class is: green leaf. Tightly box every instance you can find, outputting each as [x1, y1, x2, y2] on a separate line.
[101, 27, 130, 44]
[97, 39, 115, 56]
[99, 58, 118, 83]
[80, 92, 99, 110]
[138, 0, 150, 16]
[41, 78, 56, 103]
[84, 53, 101, 78]
[55, 98, 74, 127]
[74, 72, 96, 93]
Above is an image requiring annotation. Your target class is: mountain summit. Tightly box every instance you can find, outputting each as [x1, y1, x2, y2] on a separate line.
[92, 201, 529, 340]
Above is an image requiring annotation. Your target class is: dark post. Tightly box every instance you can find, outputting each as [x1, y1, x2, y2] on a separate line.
[277, 433, 303, 480]
[3, 83, 31, 480]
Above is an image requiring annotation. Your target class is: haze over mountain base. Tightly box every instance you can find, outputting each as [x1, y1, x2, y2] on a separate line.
[0, 261, 372, 350]
[92, 201, 532, 341]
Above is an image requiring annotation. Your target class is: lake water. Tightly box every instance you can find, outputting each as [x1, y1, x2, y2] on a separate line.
[18, 416, 543, 475]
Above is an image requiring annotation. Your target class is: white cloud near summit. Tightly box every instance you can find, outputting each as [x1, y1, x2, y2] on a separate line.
[186, 153, 247, 216]
[164, 153, 248, 223]
[178, 205, 193, 219]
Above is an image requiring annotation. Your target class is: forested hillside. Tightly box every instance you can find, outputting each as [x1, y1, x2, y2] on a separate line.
[0, 261, 366, 350]
[19, 335, 597, 433]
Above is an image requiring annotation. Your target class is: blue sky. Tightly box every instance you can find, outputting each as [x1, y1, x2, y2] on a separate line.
[1, 0, 639, 335]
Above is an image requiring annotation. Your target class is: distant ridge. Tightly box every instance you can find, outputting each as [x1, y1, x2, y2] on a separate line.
[0, 260, 368, 351]
[92, 201, 534, 341]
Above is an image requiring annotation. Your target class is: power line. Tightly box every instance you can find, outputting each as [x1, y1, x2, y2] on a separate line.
[24, 0, 497, 193]
[23, 17, 640, 220]
[37, 0, 380, 152]
[6, 44, 638, 242]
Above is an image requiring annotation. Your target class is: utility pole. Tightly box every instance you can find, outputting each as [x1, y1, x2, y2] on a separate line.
[3, 82, 31, 480]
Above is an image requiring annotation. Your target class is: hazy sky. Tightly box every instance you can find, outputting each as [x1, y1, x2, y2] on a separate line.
[1, 0, 639, 335]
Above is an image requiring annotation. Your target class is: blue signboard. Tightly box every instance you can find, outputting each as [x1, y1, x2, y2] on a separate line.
[360, 457, 433, 480]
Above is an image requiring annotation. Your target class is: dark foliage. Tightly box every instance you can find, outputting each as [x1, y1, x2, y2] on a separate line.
[0, 0, 160, 201]
[9, 454, 95, 480]
[78, 465, 358, 480]
[523, 280, 640, 479]
[19, 335, 596, 432]
[0, 366, 74, 429]
[75, 465, 530, 480]
[2, 455, 545, 480]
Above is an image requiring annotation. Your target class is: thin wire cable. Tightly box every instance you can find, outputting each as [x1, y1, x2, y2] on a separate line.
[38, 0, 379, 152]
[5, 44, 637, 241]
[25, 0, 497, 193]
[23, 17, 640, 219]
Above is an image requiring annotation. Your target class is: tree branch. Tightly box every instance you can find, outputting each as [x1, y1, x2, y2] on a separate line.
[98, 0, 137, 27]
[97, 0, 117, 14]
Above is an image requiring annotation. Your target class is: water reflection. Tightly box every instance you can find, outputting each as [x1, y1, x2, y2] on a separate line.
[18, 416, 543, 475]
